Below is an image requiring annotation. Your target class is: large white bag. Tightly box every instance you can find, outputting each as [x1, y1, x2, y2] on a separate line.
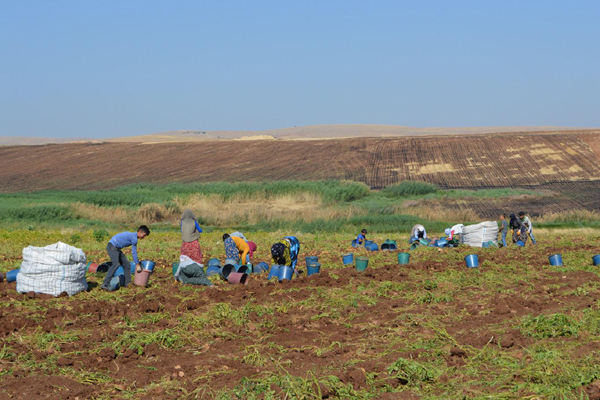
[462, 221, 499, 248]
[17, 241, 88, 296]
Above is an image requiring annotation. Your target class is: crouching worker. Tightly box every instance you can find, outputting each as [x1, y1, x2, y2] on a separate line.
[271, 236, 300, 270]
[410, 224, 427, 242]
[174, 255, 212, 286]
[101, 225, 150, 291]
[223, 233, 251, 264]
[356, 229, 368, 246]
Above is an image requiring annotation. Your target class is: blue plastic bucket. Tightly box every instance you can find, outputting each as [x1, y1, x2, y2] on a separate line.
[267, 265, 280, 280]
[115, 266, 125, 277]
[221, 263, 236, 279]
[6, 269, 19, 283]
[307, 263, 321, 276]
[206, 265, 221, 277]
[465, 254, 479, 268]
[254, 262, 269, 273]
[141, 260, 155, 272]
[593, 255, 600, 266]
[364, 240, 374, 246]
[207, 258, 221, 267]
[342, 253, 354, 265]
[351, 239, 358, 248]
[236, 264, 250, 274]
[108, 275, 125, 291]
[278, 265, 294, 282]
[549, 254, 563, 266]
[516, 240, 525, 247]
[305, 256, 319, 266]
[436, 239, 448, 247]
[366, 243, 379, 251]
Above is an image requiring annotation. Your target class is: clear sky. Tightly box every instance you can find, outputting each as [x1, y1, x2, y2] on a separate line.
[1, 0, 599, 138]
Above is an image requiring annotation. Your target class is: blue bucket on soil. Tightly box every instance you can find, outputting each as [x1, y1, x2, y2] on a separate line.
[207, 258, 221, 268]
[549, 254, 563, 266]
[108, 275, 125, 291]
[268, 265, 280, 280]
[516, 240, 525, 247]
[465, 254, 479, 268]
[307, 263, 321, 276]
[351, 239, 358, 248]
[221, 263, 236, 279]
[236, 264, 250, 274]
[593, 255, 600, 266]
[278, 265, 294, 282]
[254, 262, 269, 273]
[342, 253, 354, 265]
[115, 266, 125, 277]
[366, 243, 379, 251]
[436, 239, 448, 248]
[206, 265, 221, 277]
[6, 269, 19, 283]
[305, 256, 319, 266]
[364, 240, 374, 246]
[141, 260, 155, 272]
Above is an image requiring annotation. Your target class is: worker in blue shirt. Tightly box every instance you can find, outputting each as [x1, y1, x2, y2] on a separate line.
[101, 225, 150, 291]
[356, 229, 368, 246]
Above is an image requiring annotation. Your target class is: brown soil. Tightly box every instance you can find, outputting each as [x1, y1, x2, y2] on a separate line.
[1, 243, 599, 398]
[1, 133, 600, 193]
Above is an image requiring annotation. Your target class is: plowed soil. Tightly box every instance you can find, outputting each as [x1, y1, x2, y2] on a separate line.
[1, 235, 599, 399]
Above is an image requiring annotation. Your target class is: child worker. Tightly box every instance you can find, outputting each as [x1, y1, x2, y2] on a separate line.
[356, 229, 368, 246]
[101, 225, 150, 291]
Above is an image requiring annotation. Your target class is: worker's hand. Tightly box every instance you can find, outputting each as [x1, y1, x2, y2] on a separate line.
[136, 264, 142, 273]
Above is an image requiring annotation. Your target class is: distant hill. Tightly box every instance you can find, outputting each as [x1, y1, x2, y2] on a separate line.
[107, 124, 593, 142]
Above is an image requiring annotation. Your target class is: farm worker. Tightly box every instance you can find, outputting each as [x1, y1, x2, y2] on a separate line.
[445, 224, 464, 241]
[356, 229, 367, 246]
[101, 225, 150, 291]
[518, 211, 536, 245]
[498, 213, 508, 247]
[271, 236, 300, 269]
[222, 234, 250, 264]
[247, 241, 257, 263]
[411, 224, 427, 241]
[230, 231, 247, 241]
[180, 209, 203, 264]
[509, 213, 527, 244]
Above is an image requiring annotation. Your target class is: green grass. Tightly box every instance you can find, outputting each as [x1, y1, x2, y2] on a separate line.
[0, 180, 597, 233]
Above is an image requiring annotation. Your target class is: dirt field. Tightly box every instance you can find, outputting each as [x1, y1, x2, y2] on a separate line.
[2, 131, 599, 217]
[1, 231, 599, 399]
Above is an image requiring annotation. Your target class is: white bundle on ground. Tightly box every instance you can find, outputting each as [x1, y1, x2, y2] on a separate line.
[462, 221, 499, 247]
[17, 241, 88, 296]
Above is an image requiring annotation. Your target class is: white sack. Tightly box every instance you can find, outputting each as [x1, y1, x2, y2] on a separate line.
[17, 241, 88, 296]
[462, 221, 499, 248]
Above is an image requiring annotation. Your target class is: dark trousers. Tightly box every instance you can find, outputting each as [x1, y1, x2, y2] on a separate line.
[102, 243, 131, 287]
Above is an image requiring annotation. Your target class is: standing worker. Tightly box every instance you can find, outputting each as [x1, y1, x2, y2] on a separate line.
[101, 225, 150, 291]
[519, 211, 536, 245]
[180, 209, 203, 264]
[498, 213, 508, 247]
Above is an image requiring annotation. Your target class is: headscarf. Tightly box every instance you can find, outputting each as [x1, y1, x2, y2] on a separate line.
[248, 241, 257, 258]
[271, 243, 286, 263]
[181, 209, 200, 243]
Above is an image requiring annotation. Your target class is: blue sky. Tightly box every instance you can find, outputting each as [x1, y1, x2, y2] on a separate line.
[1, 0, 599, 138]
